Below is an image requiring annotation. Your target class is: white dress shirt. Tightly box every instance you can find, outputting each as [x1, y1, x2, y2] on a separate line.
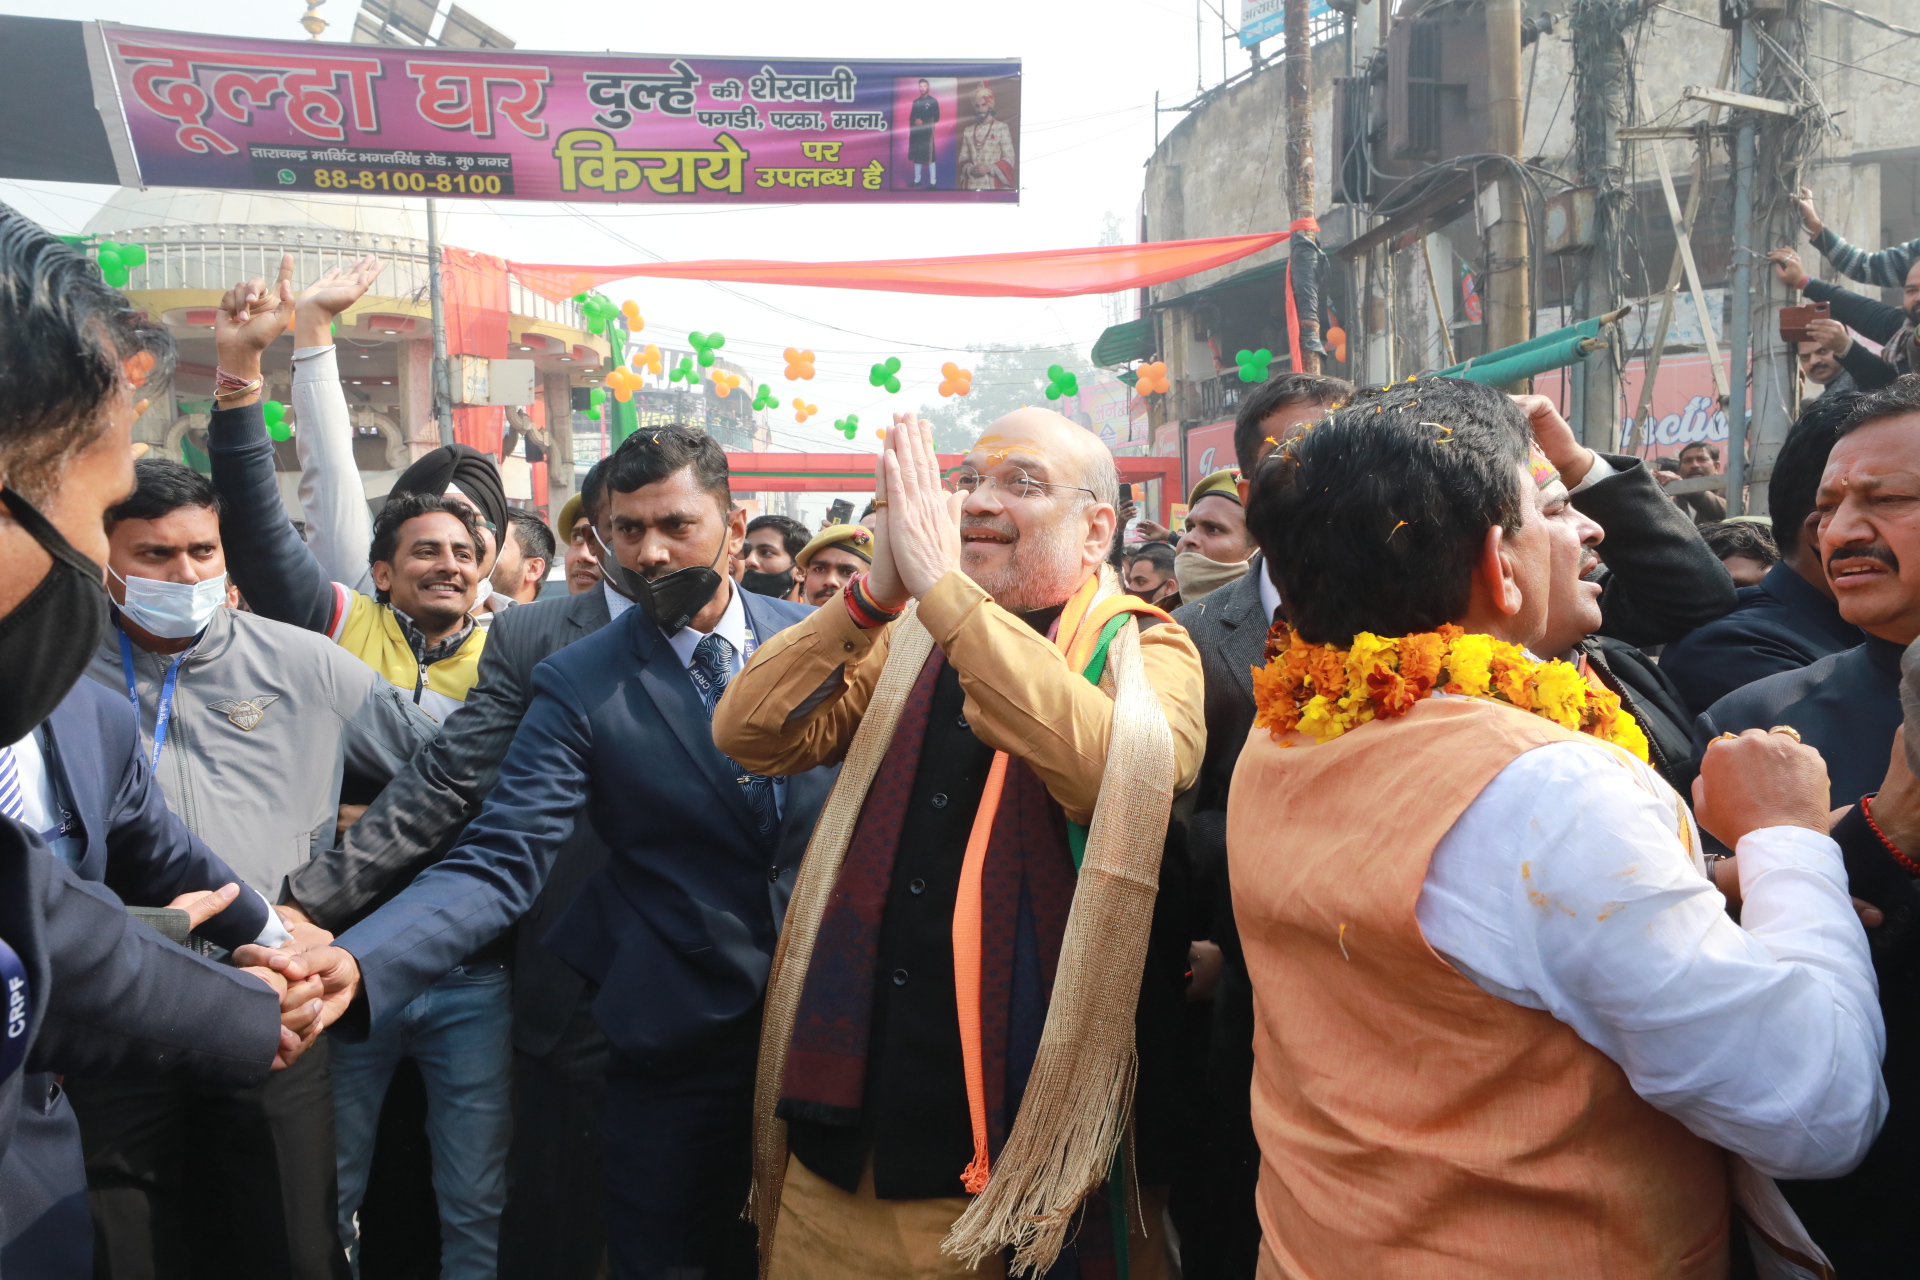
[1417, 738, 1887, 1179]
[4, 730, 290, 948]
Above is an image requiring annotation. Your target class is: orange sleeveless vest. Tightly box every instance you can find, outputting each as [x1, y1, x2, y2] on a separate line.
[1227, 697, 1729, 1280]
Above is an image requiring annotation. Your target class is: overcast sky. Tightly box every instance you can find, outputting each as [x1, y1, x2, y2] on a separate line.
[0, 0, 1269, 464]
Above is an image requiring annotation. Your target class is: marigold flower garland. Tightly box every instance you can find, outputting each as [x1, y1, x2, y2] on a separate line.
[1251, 621, 1649, 761]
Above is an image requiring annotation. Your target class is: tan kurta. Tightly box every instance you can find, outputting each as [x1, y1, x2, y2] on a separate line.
[713, 570, 1204, 822]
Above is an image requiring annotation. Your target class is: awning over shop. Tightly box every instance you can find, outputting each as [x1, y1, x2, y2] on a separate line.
[1147, 256, 1289, 312]
[508, 233, 1286, 302]
[1090, 318, 1156, 367]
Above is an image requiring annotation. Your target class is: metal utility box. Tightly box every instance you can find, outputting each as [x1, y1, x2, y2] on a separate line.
[1543, 187, 1597, 254]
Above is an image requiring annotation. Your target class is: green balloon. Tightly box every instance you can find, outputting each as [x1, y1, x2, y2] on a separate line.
[263, 400, 291, 441]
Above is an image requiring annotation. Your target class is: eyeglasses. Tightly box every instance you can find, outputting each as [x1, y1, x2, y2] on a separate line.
[948, 467, 1096, 503]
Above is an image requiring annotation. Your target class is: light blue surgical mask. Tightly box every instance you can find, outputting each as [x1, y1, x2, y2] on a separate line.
[109, 566, 228, 639]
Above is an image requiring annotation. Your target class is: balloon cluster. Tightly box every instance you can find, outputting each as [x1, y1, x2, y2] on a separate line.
[783, 348, 817, 380]
[751, 383, 780, 411]
[793, 399, 819, 423]
[1324, 318, 1349, 365]
[263, 400, 292, 441]
[573, 292, 621, 336]
[669, 355, 698, 384]
[689, 331, 726, 367]
[1134, 361, 1170, 395]
[711, 370, 743, 398]
[834, 413, 860, 440]
[94, 240, 149, 289]
[632, 344, 663, 376]
[605, 366, 643, 401]
[868, 356, 903, 394]
[1235, 348, 1273, 382]
[583, 387, 607, 421]
[1044, 364, 1079, 401]
[939, 362, 973, 397]
[620, 300, 644, 330]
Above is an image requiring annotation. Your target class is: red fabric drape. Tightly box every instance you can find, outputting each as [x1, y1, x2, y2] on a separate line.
[452, 405, 503, 455]
[531, 459, 549, 518]
[507, 232, 1285, 303]
[443, 247, 510, 358]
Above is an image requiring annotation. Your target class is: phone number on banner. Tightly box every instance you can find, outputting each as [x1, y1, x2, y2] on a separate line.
[249, 146, 514, 198]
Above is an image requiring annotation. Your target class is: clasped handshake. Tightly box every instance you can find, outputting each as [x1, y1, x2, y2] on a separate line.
[238, 918, 361, 1071]
[167, 889, 361, 1070]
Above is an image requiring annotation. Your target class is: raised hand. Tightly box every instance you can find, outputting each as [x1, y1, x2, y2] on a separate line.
[1806, 316, 1853, 358]
[865, 419, 909, 608]
[1791, 188, 1823, 238]
[1768, 246, 1810, 291]
[214, 253, 297, 365]
[881, 415, 964, 601]
[1511, 394, 1595, 487]
[294, 254, 385, 347]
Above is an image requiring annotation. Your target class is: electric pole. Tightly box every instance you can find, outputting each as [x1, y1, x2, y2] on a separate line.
[1726, 17, 1758, 515]
[426, 196, 454, 447]
[1570, 0, 1631, 450]
[1284, 0, 1322, 375]
[1484, 0, 1531, 374]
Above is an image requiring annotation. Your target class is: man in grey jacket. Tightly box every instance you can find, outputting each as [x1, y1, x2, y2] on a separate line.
[71, 458, 433, 1280]
[284, 458, 617, 1280]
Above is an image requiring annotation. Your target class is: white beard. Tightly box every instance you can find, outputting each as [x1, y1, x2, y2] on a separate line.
[962, 515, 1087, 614]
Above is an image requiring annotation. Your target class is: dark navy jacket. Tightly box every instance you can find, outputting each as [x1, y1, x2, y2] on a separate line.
[1661, 561, 1863, 718]
[0, 820, 280, 1265]
[41, 677, 269, 949]
[335, 590, 838, 1071]
[1, 678, 273, 1275]
[1694, 635, 1904, 809]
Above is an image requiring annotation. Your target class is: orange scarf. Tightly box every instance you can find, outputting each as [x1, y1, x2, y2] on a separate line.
[952, 574, 1172, 1193]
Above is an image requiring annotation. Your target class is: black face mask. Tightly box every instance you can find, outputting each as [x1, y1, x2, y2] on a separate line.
[741, 567, 795, 600]
[0, 488, 111, 745]
[595, 527, 729, 637]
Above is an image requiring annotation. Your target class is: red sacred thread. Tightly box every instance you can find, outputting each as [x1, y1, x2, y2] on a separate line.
[1861, 795, 1920, 877]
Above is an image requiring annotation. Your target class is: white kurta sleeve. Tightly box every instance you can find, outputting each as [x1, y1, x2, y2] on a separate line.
[291, 344, 375, 597]
[1417, 740, 1886, 1179]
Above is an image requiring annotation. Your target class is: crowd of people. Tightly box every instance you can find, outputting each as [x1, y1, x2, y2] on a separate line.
[2, 183, 1920, 1280]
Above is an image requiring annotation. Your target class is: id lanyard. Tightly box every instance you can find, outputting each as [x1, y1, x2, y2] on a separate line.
[119, 629, 187, 774]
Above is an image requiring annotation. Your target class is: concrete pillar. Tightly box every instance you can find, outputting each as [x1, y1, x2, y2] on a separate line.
[543, 371, 575, 516]
[395, 336, 437, 461]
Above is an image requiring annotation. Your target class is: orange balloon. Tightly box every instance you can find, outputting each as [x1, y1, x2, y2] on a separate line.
[1135, 360, 1170, 396]
[783, 348, 817, 380]
[620, 299, 644, 330]
[938, 362, 974, 398]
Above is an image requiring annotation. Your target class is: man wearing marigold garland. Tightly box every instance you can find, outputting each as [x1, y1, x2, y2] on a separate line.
[713, 409, 1204, 1279]
[1231, 376, 1886, 1278]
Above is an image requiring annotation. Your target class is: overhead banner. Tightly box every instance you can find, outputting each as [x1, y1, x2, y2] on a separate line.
[95, 23, 1020, 204]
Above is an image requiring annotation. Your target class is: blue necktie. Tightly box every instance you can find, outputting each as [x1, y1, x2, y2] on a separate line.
[0, 746, 23, 822]
[692, 634, 779, 838]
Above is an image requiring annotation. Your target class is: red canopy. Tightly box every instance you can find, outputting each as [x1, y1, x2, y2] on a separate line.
[508, 233, 1284, 303]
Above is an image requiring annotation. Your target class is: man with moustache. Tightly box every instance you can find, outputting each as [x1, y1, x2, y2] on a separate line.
[267, 426, 840, 1280]
[957, 82, 1015, 191]
[1662, 395, 1864, 716]
[1691, 374, 1920, 1276]
[1233, 375, 1883, 1278]
[712, 411, 1204, 1279]
[793, 523, 873, 606]
[1694, 376, 1920, 809]
[1771, 245, 1919, 378]
[558, 463, 609, 596]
